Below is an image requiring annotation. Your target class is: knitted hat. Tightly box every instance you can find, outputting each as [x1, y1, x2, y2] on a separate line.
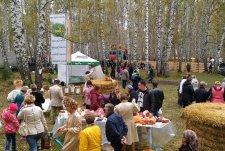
[9, 103, 18, 111]
[127, 85, 133, 90]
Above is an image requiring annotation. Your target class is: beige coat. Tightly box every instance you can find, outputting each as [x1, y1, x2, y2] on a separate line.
[62, 111, 82, 151]
[17, 104, 48, 135]
[49, 85, 64, 107]
[115, 101, 140, 145]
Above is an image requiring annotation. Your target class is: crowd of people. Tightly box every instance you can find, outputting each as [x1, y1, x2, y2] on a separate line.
[1, 68, 207, 151]
[178, 74, 225, 108]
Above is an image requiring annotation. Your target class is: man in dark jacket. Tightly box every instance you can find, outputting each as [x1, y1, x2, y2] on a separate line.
[105, 103, 128, 151]
[194, 81, 208, 103]
[182, 77, 194, 108]
[30, 84, 45, 110]
[136, 80, 156, 113]
[152, 80, 164, 116]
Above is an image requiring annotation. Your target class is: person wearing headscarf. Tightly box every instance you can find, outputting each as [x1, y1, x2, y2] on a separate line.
[179, 130, 199, 151]
[191, 75, 199, 91]
[58, 97, 82, 151]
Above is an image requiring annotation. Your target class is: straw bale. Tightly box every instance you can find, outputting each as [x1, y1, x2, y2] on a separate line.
[91, 80, 118, 94]
[184, 103, 225, 127]
[184, 103, 225, 151]
[186, 122, 225, 138]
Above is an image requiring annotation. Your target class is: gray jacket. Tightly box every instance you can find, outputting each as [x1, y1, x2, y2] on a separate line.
[121, 69, 129, 80]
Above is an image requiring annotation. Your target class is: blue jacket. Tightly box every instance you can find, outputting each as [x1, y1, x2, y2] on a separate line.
[13, 93, 24, 115]
[106, 112, 128, 143]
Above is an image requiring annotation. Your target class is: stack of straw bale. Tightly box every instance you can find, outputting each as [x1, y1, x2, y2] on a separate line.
[184, 103, 225, 151]
[91, 79, 118, 94]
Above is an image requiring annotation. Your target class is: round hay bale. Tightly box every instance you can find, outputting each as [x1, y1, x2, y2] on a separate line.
[184, 103, 225, 151]
[91, 80, 118, 94]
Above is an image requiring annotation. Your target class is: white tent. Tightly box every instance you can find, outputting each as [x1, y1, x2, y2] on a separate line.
[58, 52, 103, 84]
[71, 52, 100, 65]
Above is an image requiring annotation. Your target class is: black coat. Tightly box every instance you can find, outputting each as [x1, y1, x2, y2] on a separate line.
[31, 92, 45, 109]
[182, 80, 194, 105]
[136, 88, 156, 113]
[152, 87, 164, 111]
[194, 87, 208, 103]
[109, 92, 120, 106]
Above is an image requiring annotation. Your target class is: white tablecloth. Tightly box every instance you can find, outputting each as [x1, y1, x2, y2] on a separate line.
[52, 113, 176, 147]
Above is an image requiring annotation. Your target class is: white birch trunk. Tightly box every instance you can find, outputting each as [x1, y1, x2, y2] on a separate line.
[35, 0, 47, 89]
[215, 26, 225, 70]
[144, 0, 149, 73]
[126, 0, 131, 62]
[154, 0, 162, 74]
[9, 0, 31, 80]
[133, 0, 138, 67]
[202, 1, 215, 71]
[1, 3, 10, 53]
[100, 0, 106, 61]
[162, 0, 178, 76]
[186, 0, 195, 62]
[0, 38, 9, 66]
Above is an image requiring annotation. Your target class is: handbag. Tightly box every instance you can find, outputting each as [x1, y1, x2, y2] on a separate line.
[41, 132, 51, 149]
[18, 111, 28, 136]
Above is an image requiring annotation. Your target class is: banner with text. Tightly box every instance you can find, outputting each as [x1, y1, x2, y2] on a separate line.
[50, 14, 67, 64]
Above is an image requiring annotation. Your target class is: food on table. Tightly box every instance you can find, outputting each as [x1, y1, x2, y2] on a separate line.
[161, 118, 169, 123]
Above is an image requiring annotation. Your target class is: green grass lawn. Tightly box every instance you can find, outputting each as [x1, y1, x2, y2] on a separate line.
[0, 71, 223, 150]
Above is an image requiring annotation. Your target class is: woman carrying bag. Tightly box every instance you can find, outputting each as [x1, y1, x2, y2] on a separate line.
[17, 95, 48, 151]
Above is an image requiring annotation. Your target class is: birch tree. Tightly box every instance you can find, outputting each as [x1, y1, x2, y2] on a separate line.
[126, 0, 131, 62]
[144, 0, 149, 73]
[9, 0, 31, 81]
[215, 25, 225, 70]
[0, 37, 9, 67]
[35, 0, 48, 89]
[1, 2, 10, 53]
[155, 0, 162, 74]
[161, 0, 178, 76]
[133, 0, 138, 67]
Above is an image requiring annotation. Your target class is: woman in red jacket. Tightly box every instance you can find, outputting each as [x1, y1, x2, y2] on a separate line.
[90, 86, 103, 111]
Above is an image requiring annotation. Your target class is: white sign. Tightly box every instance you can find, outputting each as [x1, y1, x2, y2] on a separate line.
[50, 14, 67, 64]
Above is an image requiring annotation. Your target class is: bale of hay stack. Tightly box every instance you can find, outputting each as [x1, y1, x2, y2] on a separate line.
[91, 79, 118, 94]
[183, 103, 225, 151]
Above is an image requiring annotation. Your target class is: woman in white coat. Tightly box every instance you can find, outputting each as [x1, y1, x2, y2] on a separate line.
[114, 93, 140, 151]
[17, 95, 48, 151]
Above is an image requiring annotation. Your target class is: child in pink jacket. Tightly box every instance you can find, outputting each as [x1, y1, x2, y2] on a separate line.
[1, 103, 20, 151]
